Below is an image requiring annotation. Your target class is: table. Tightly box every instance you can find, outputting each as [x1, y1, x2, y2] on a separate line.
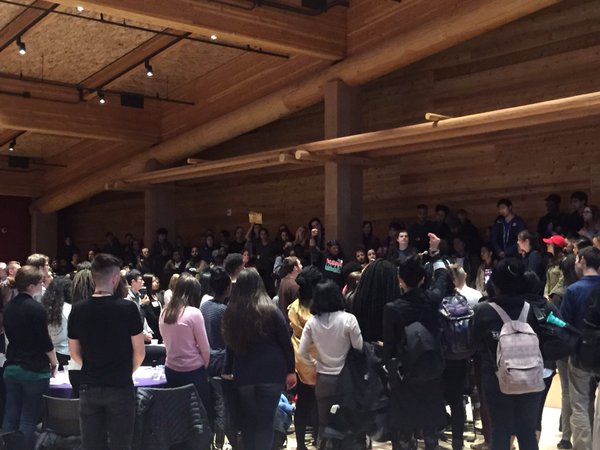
[48, 366, 167, 398]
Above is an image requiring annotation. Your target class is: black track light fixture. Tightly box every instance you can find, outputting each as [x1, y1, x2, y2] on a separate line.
[97, 91, 106, 104]
[144, 60, 153, 77]
[8, 139, 16, 152]
[16, 36, 26, 55]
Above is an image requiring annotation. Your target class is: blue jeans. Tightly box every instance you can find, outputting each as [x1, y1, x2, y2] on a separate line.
[2, 377, 49, 450]
[165, 366, 211, 422]
[79, 384, 136, 450]
[235, 382, 282, 450]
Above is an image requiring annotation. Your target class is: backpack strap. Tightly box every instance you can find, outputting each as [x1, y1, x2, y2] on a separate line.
[518, 302, 531, 323]
[488, 302, 512, 324]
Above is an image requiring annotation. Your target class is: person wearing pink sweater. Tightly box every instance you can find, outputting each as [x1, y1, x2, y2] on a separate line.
[159, 274, 211, 414]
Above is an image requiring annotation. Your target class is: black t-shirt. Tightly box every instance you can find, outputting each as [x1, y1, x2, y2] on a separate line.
[68, 295, 143, 387]
[4, 293, 53, 372]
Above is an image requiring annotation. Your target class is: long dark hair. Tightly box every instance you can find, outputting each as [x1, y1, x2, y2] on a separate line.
[162, 274, 202, 324]
[222, 268, 278, 353]
[42, 276, 73, 326]
[352, 259, 400, 342]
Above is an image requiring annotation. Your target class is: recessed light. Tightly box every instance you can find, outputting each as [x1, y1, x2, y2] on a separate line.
[76, 5, 84, 12]
[210, 34, 218, 41]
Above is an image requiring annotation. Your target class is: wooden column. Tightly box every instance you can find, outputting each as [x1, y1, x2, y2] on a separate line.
[30, 210, 57, 258]
[144, 186, 176, 249]
[324, 79, 363, 254]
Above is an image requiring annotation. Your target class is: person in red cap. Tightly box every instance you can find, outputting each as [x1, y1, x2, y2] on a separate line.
[543, 234, 571, 450]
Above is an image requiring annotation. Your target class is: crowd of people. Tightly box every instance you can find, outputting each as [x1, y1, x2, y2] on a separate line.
[0, 190, 600, 450]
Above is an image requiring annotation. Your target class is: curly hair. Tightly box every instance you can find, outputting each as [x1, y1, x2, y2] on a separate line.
[42, 276, 73, 326]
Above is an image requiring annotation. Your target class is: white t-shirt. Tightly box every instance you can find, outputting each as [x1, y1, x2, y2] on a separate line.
[299, 311, 363, 375]
[458, 285, 483, 308]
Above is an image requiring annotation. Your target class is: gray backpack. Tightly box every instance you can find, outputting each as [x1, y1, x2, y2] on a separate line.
[489, 302, 545, 395]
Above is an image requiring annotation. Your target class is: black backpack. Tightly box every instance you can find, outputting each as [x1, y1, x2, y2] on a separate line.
[400, 320, 445, 382]
[439, 293, 475, 360]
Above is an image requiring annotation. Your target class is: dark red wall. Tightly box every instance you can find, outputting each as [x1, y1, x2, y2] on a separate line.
[0, 196, 31, 263]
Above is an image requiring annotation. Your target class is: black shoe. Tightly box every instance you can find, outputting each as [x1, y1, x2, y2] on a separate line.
[557, 440, 572, 449]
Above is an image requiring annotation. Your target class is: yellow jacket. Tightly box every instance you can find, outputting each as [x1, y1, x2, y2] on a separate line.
[288, 299, 317, 385]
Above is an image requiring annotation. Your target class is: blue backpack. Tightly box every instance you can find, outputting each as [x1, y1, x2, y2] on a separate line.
[439, 293, 476, 360]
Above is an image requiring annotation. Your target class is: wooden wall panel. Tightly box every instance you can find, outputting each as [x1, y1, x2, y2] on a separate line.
[58, 192, 145, 255]
[56, 0, 600, 253]
[174, 167, 325, 245]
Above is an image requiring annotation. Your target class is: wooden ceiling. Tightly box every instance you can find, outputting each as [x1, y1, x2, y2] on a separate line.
[0, 0, 560, 208]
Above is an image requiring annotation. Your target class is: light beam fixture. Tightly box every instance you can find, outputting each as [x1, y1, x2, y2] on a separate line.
[97, 91, 106, 104]
[16, 37, 26, 55]
[8, 139, 16, 152]
[210, 34, 218, 40]
[144, 60, 153, 77]
[76, 5, 84, 12]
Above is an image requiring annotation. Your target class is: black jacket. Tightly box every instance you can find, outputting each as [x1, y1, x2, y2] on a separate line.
[133, 385, 212, 450]
[382, 267, 451, 431]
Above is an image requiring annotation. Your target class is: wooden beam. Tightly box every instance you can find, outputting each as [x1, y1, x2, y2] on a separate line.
[33, 0, 557, 212]
[0, 93, 160, 142]
[147, 0, 558, 166]
[55, 0, 346, 60]
[79, 30, 189, 100]
[125, 150, 303, 185]
[298, 91, 600, 157]
[0, 1, 56, 52]
[0, 73, 79, 103]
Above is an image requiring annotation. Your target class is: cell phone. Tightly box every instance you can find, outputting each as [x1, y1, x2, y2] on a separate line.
[139, 287, 147, 297]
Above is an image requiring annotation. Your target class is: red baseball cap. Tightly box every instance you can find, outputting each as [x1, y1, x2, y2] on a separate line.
[542, 235, 567, 248]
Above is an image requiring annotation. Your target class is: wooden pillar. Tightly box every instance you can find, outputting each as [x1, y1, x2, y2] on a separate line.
[144, 186, 176, 249]
[323, 79, 363, 254]
[30, 210, 57, 258]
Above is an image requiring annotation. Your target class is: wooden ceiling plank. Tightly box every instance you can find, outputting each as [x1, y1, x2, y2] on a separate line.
[0, 0, 56, 52]
[0, 92, 160, 142]
[80, 29, 189, 100]
[33, 0, 558, 213]
[54, 0, 346, 60]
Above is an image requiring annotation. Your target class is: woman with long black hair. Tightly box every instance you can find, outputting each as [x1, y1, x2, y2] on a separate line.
[517, 230, 548, 294]
[222, 268, 296, 450]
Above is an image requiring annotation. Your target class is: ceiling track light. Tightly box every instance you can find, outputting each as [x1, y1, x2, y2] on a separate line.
[76, 5, 84, 12]
[97, 91, 106, 104]
[16, 36, 26, 55]
[210, 34, 218, 41]
[144, 59, 153, 77]
[8, 139, 16, 152]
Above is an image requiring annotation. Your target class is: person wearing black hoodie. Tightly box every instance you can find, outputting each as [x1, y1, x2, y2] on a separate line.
[383, 233, 452, 450]
[473, 259, 545, 450]
[310, 240, 344, 288]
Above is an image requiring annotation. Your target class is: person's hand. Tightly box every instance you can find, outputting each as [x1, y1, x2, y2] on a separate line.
[140, 295, 150, 306]
[311, 228, 319, 237]
[286, 373, 297, 391]
[427, 233, 441, 252]
[143, 332, 153, 343]
[50, 362, 58, 378]
[221, 374, 234, 381]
